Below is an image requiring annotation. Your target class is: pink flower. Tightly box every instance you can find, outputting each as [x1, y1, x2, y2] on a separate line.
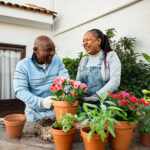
[50, 83, 57, 92]
[60, 78, 67, 83]
[80, 83, 87, 92]
[56, 83, 63, 90]
[73, 81, 82, 89]
[124, 100, 129, 104]
[69, 80, 74, 84]
[70, 91, 74, 96]
[54, 77, 61, 83]
[119, 91, 130, 98]
[74, 83, 79, 89]
[50, 77, 88, 103]
[84, 86, 88, 92]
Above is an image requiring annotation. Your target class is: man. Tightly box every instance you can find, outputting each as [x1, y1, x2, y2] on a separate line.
[13, 35, 70, 122]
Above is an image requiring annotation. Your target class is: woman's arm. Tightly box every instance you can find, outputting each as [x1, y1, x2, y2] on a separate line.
[96, 51, 121, 98]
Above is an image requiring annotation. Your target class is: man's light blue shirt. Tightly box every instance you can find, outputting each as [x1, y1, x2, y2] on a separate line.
[13, 53, 70, 112]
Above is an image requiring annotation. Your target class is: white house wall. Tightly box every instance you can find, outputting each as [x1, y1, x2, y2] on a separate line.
[53, 0, 150, 59]
[0, 22, 52, 57]
[4, 0, 53, 10]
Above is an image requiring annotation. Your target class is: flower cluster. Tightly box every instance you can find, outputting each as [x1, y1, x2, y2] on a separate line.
[50, 77, 87, 104]
[142, 89, 150, 103]
[108, 91, 149, 123]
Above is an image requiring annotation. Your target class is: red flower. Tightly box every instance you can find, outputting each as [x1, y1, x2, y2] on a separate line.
[130, 96, 138, 103]
[119, 100, 125, 106]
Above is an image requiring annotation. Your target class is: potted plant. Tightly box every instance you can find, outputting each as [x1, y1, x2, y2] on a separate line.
[50, 77, 87, 121]
[78, 92, 122, 150]
[107, 91, 149, 150]
[135, 89, 150, 138]
[50, 113, 77, 150]
[139, 105, 150, 147]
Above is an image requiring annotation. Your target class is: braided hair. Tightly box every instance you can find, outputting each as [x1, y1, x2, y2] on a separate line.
[88, 29, 112, 70]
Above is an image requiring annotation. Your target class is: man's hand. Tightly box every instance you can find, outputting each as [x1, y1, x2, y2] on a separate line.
[40, 96, 53, 109]
[79, 94, 100, 104]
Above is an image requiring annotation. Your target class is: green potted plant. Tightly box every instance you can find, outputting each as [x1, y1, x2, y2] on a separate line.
[78, 92, 122, 150]
[50, 113, 77, 150]
[107, 91, 149, 150]
[139, 105, 150, 147]
[50, 77, 87, 121]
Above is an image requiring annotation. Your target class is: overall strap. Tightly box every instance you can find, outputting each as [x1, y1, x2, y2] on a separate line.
[81, 56, 89, 70]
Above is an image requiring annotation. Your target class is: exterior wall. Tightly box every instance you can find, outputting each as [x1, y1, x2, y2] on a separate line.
[0, 22, 52, 57]
[53, 0, 150, 59]
[4, 0, 53, 10]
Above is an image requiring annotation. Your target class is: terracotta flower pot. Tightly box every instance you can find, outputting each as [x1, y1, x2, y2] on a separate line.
[52, 100, 78, 122]
[108, 121, 136, 150]
[50, 125, 77, 150]
[4, 114, 26, 138]
[81, 126, 109, 150]
[135, 123, 140, 138]
[140, 132, 150, 147]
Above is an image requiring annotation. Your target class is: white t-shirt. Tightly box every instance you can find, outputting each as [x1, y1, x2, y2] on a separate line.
[86, 51, 101, 67]
[38, 63, 47, 70]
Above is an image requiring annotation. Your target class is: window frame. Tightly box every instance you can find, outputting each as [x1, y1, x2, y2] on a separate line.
[0, 43, 26, 117]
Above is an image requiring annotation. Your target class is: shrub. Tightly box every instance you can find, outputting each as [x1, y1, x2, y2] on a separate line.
[62, 52, 86, 80]
[106, 28, 150, 98]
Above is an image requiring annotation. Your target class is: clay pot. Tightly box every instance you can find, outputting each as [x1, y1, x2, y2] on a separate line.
[4, 114, 26, 138]
[135, 123, 140, 138]
[81, 126, 109, 150]
[140, 132, 150, 147]
[52, 100, 78, 122]
[108, 121, 136, 150]
[50, 125, 77, 150]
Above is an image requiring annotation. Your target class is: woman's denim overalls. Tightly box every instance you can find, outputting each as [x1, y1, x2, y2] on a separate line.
[78, 55, 106, 106]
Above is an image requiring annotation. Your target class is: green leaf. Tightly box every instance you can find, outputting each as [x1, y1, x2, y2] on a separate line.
[82, 119, 89, 125]
[109, 106, 123, 111]
[84, 103, 98, 109]
[65, 96, 75, 104]
[107, 126, 116, 137]
[88, 130, 93, 142]
[83, 104, 88, 112]
[77, 115, 86, 121]
[142, 53, 150, 63]
[105, 101, 116, 106]
[101, 92, 108, 102]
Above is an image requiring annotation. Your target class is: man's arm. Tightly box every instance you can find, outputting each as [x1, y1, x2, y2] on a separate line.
[13, 59, 49, 108]
[13, 65, 42, 108]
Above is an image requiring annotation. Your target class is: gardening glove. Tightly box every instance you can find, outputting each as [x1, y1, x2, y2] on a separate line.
[40, 96, 53, 109]
[80, 94, 100, 104]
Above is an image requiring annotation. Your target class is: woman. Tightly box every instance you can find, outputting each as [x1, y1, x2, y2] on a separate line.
[76, 29, 121, 104]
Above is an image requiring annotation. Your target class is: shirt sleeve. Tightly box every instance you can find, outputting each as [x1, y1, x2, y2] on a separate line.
[96, 52, 121, 98]
[13, 62, 42, 107]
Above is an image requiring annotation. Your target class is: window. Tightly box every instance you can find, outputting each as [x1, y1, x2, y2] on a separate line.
[0, 43, 26, 117]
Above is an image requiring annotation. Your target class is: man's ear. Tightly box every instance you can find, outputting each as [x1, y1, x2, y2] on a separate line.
[33, 47, 38, 52]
